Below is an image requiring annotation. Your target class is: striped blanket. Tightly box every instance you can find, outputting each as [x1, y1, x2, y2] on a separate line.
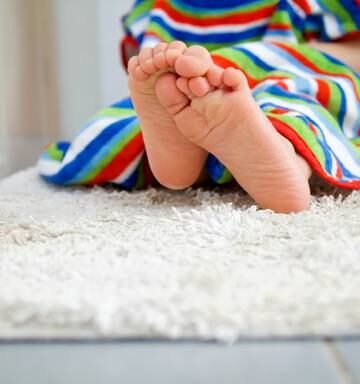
[39, 0, 360, 189]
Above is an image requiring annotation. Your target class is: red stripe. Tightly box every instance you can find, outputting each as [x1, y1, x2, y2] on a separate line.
[273, 42, 360, 100]
[336, 160, 343, 179]
[277, 81, 289, 91]
[143, 153, 155, 187]
[336, 30, 360, 42]
[89, 133, 145, 185]
[268, 23, 292, 31]
[120, 35, 139, 71]
[269, 117, 360, 190]
[270, 108, 289, 115]
[292, 0, 312, 14]
[316, 79, 330, 108]
[308, 122, 318, 136]
[303, 31, 321, 41]
[154, 0, 275, 27]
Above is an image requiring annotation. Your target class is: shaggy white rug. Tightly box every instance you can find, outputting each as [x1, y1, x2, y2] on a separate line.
[0, 168, 360, 341]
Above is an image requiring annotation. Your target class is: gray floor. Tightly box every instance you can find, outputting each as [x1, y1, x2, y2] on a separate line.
[0, 339, 359, 384]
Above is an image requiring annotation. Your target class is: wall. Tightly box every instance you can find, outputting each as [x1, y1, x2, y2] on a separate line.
[0, 0, 133, 178]
[53, 0, 133, 138]
[0, 0, 59, 177]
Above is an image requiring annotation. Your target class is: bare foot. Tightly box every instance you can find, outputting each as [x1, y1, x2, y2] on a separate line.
[128, 42, 211, 189]
[173, 65, 312, 213]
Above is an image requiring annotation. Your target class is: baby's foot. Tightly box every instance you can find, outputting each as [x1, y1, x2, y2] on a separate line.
[128, 42, 211, 189]
[174, 66, 311, 213]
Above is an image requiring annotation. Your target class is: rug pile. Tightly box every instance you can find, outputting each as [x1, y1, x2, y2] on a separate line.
[0, 168, 359, 340]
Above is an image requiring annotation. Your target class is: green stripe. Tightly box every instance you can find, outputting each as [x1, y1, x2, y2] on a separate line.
[46, 144, 65, 162]
[95, 108, 137, 119]
[215, 168, 234, 184]
[124, 0, 156, 27]
[350, 138, 360, 157]
[326, 81, 343, 122]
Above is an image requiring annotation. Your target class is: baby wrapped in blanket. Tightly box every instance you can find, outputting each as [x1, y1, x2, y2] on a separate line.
[39, 0, 360, 213]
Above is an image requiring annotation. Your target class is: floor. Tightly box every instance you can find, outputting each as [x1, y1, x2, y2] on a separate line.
[0, 339, 359, 383]
[1, 147, 359, 383]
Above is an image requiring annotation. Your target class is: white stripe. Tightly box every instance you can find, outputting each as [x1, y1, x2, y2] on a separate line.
[151, 8, 268, 35]
[247, 43, 359, 137]
[37, 158, 63, 177]
[306, 0, 321, 13]
[61, 117, 120, 167]
[112, 153, 144, 184]
[263, 33, 298, 44]
[307, 77, 319, 97]
[322, 14, 343, 40]
[141, 36, 162, 49]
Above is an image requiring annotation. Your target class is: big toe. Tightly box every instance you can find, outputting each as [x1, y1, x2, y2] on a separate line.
[175, 45, 212, 78]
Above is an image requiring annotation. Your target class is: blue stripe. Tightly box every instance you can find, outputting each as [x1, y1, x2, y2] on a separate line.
[335, 81, 347, 130]
[276, 0, 305, 31]
[112, 98, 134, 109]
[234, 46, 276, 71]
[264, 29, 296, 37]
[206, 154, 227, 181]
[121, 163, 142, 189]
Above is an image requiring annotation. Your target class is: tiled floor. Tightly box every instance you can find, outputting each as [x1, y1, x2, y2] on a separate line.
[0, 340, 359, 383]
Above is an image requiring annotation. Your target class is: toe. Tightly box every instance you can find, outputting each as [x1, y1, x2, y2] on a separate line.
[175, 45, 212, 78]
[223, 68, 248, 90]
[127, 56, 139, 75]
[128, 56, 150, 80]
[207, 66, 224, 87]
[135, 66, 151, 81]
[176, 77, 193, 98]
[189, 77, 213, 97]
[153, 42, 170, 69]
[166, 41, 187, 66]
[138, 48, 156, 74]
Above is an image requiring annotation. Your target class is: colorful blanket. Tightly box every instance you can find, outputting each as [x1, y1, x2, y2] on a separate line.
[39, 0, 360, 189]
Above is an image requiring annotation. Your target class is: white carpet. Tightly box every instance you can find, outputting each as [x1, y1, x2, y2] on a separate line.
[0, 168, 360, 341]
